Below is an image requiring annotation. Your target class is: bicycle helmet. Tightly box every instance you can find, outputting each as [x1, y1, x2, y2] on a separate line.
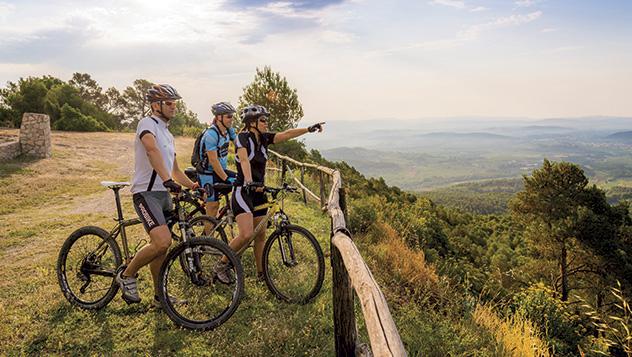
[146, 84, 182, 103]
[211, 102, 236, 116]
[240, 104, 269, 126]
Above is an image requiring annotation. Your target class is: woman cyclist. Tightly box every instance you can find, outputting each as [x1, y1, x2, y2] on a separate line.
[213, 104, 324, 283]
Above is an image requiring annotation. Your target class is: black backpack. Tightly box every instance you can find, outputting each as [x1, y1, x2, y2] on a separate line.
[191, 126, 219, 173]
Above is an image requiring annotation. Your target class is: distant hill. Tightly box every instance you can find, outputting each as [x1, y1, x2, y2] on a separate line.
[417, 132, 513, 140]
[607, 131, 632, 142]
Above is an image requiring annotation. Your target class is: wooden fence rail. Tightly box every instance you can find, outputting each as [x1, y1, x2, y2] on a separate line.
[269, 150, 406, 357]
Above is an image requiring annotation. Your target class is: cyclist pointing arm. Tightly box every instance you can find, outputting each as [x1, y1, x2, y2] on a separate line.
[213, 104, 324, 283]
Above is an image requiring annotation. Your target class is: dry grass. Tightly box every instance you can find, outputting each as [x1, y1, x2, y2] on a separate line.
[473, 304, 550, 357]
[364, 222, 441, 300]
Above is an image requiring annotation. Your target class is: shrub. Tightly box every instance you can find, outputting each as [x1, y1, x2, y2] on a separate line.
[348, 196, 381, 234]
[512, 283, 584, 356]
[181, 125, 203, 138]
[54, 104, 107, 132]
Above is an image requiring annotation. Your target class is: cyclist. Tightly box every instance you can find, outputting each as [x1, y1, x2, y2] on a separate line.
[197, 102, 238, 218]
[213, 104, 324, 283]
[116, 84, 200, 306]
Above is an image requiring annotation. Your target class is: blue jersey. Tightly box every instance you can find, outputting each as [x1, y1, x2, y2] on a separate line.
[201, 125, 236, 172]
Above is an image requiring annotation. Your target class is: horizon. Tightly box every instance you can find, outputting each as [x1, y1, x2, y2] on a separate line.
[1, 0, 631, 123]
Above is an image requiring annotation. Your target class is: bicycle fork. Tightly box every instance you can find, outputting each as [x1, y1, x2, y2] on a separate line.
[277, 231, 298, 267]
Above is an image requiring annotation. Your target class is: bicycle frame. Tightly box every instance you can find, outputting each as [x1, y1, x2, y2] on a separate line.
[234, 199, 281, 256]
[88, 187, 200, 270]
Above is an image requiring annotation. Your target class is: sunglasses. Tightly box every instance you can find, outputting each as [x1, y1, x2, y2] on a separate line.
[224, 114, 233, 119]
[258, 117, 268, 123]
[162, 101, 176, 107]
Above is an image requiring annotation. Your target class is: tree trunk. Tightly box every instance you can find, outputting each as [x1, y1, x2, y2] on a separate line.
[560, 241, 569, 301]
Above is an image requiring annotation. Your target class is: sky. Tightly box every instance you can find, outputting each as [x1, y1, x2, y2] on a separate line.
[0, 0, 631, 124]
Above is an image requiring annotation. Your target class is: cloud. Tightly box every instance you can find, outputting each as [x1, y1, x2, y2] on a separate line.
[461, 11, 543, 40]
[429, 0, 486, 12]
[367, 10, 543, 57]
[0, 2, 15, 14]
[429, 0, 466, 9]
[232, 0, 345, 10]
[541, 27, 557, 33]
[0, 18, 94, 63]
[515, 0, 541, 7]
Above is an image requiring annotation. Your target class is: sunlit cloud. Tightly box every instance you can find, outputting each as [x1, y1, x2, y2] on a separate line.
[515, 0, 542, 7]
[429, 0, 466, 9]
[461, 11, 543, 40]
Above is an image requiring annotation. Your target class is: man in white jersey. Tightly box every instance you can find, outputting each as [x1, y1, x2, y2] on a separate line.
[116, 84, 199, 305]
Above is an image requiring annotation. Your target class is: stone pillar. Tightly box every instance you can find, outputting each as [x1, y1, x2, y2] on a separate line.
[19, 113, 52, 158]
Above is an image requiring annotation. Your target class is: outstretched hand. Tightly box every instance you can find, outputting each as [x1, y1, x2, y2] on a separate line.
[308, 122, 325, 133]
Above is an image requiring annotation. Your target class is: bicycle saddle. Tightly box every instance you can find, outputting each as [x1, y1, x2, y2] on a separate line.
[100, 181, 131, 189]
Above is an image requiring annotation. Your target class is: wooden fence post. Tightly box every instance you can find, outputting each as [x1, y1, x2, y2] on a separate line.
[281, 159, 286, 183]
[319, 171, 326, 208]
[332, 186, 356, 357]
[301, 166, 307, 205]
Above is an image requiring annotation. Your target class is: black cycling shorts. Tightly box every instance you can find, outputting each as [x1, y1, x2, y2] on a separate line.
[230, 186, 268, 218]
[133, 191, 173, 233]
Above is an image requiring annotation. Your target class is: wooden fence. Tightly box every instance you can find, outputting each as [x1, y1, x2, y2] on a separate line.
[269, 150, 406, 357]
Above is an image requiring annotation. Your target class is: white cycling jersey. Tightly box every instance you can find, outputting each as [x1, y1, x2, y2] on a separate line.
[131, 115, 175, 194]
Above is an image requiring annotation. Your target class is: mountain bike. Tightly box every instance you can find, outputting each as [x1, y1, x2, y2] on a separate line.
[208, 182, 325, 305]
[56, 181, 244, 331]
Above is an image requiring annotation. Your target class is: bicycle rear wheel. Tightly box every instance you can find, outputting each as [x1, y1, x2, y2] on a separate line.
[160, 237, 244, 331]
[188, 215, 227, 243]
[262, 225, 325, 304]
[57, 226, 122, 310]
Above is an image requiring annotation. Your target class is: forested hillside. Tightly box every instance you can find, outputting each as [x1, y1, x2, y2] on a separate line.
[261, 136, 632, 356]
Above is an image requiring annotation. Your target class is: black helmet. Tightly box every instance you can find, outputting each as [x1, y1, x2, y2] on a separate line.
[240, 104, 269, 124]
[211, 102, 236, 116]
[146, 84, 182, 103]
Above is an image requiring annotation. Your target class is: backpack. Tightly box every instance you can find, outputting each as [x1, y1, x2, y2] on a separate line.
[191, 126, 220, 173]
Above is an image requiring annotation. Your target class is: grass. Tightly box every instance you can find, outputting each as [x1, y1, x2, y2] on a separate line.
[473, 304, 550, 357]
[0, 131, 337, 356]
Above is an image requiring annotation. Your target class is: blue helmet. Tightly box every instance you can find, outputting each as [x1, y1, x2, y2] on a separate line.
[211, 102, 236, 116]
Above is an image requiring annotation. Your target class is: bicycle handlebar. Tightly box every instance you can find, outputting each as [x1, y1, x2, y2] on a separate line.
[210, 182, 298, 194]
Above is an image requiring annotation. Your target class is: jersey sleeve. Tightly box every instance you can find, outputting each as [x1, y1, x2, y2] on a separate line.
[202, 128, 220, 152]
[235, 132, 250, 150]
[262, 132, 276, 147]
[228, 127, 237, 141]
[136, 117, 157, 140]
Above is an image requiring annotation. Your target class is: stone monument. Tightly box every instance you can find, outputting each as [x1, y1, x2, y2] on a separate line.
[19, 113, 51, 158]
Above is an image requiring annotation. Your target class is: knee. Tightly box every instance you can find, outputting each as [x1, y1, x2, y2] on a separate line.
[154, 236, 172, 254]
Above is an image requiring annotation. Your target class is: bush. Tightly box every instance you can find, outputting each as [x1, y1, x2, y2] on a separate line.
[181, 125, 204, 138]
[348, 196, 381, 234]
[512, 283, 585, 356]
[54, 104, 108, 132]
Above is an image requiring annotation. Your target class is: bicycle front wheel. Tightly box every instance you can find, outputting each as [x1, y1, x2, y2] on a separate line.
[262, 225, 325, 304]
[160, 238, 244, 331]
[57, 226, 122, 310]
